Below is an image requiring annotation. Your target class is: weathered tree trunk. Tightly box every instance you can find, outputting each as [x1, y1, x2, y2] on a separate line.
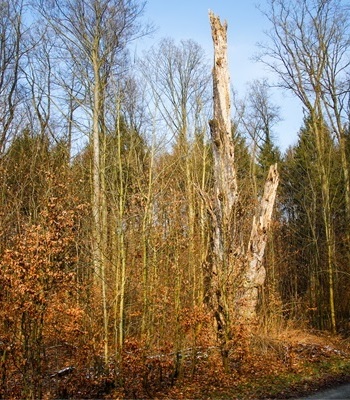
[236, 163, 279, 323]
[205, 12, 279, 368]
[206, 12, 238, 366]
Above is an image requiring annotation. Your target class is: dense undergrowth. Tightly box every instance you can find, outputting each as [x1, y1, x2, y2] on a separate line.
[10, 329, 348, 399]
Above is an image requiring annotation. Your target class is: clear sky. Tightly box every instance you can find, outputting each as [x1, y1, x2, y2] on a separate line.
[138, 0, 303, 152]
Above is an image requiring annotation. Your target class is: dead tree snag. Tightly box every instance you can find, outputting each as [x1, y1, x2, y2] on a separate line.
[205, 11, 279, 367]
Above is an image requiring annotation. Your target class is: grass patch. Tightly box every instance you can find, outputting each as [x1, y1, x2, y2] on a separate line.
[204, 357, 350, 399]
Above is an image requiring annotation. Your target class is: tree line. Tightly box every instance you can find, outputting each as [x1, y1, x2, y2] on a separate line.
[0, 0, 350, 398]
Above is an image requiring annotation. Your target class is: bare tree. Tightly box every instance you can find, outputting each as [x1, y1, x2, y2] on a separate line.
[0, 0, 27, 152]
[258, 0, 350, 333]
[36, 0, 151, 362]
[23, 24, 55, 142]
[234, 79, 281, 197]
[205, 12, 279, 370]
[139, 37, 212, 368]
[139, 38, 211, 145]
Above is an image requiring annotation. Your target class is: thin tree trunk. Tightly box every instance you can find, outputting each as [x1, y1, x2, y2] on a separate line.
[310, 115, 336, 333]
[116, 99, 126, 352]
[141, 137, 155, 342]
[92, 42, 109, 364]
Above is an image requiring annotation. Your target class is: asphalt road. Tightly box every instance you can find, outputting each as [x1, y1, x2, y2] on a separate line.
[297, 383, 350, 399]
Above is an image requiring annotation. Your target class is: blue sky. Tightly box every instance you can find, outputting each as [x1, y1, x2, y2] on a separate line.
[138, 0, 303, 152]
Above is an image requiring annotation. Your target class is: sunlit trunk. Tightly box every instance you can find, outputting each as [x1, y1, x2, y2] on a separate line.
[205, 13, 279, 370]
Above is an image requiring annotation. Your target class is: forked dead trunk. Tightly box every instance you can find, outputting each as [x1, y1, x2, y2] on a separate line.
[205, 12, 279, 367]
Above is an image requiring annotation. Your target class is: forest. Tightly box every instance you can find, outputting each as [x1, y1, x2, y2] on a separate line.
[1, 0, 350, 398]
